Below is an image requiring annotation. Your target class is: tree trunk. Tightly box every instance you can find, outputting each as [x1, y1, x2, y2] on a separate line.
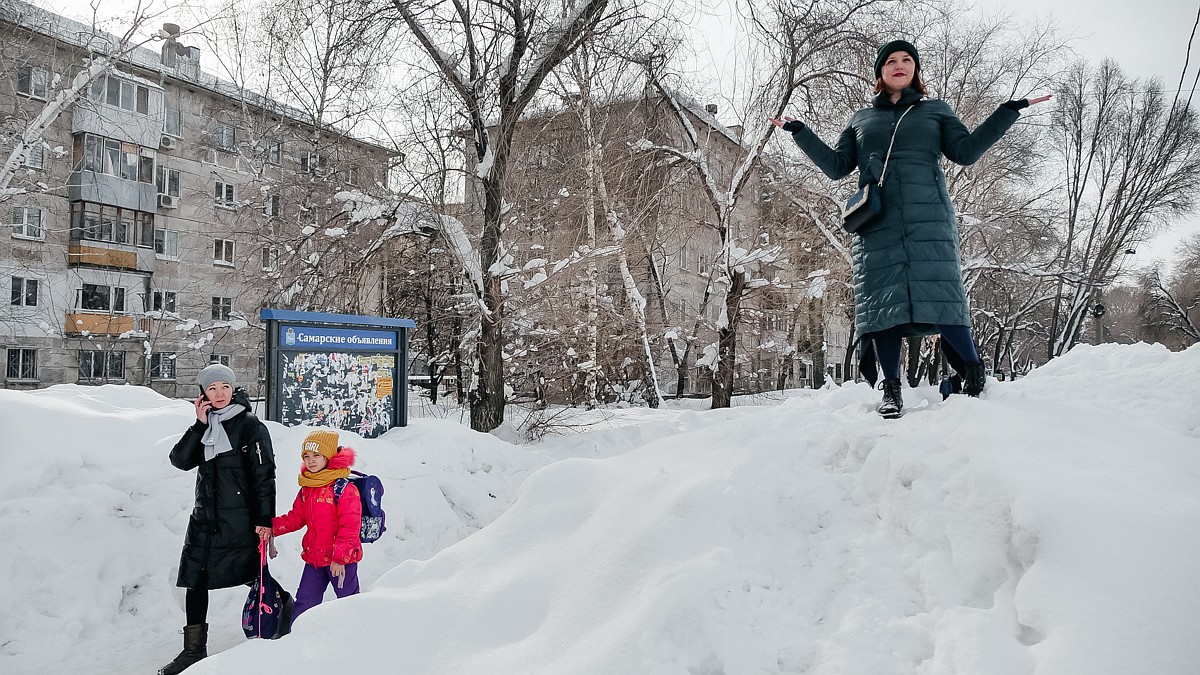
[905, 336, 922, 387]
[711, 273, 746, 408]
[470, 176, 506, 431]
[812, 347, 826, 389]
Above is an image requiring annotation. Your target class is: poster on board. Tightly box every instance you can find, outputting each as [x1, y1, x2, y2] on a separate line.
[279, 351, 395, 437]
[277, 325, 398, 438]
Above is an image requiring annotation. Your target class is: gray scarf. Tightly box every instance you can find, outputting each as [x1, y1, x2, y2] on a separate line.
[201, 403, 246, 462]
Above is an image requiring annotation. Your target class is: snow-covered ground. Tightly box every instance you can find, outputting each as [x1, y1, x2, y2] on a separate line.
[1, 343, 1198, 674]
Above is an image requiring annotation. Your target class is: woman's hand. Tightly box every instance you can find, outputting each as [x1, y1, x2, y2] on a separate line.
[255, 525, 272, 540]
[194, 396, 212, 424]
[769, 116, 805, 133]
[330, 561, 346, 588]
[1003, 95, 1053, 112]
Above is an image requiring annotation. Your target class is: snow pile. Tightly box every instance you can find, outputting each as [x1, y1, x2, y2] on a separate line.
[2, 343, 1199, 674]
[0, 388, 557, 673]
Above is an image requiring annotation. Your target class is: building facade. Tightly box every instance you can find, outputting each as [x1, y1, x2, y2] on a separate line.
[1, 0, 395, 396]
[455, 91, 855, 403]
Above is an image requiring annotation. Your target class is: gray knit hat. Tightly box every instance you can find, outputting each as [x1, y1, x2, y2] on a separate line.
[197, 363, 237, 390]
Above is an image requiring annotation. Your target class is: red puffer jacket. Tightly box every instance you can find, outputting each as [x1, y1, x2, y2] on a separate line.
[272, 448, 363, 567]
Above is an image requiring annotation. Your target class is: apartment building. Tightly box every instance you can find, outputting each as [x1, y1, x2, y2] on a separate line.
[0, 0, 396, 396]
[460, 91, 853, 401]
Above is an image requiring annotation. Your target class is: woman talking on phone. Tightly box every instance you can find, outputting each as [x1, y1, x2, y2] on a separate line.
[159, 363, 277, 674]
[772, 39, 1049, 418]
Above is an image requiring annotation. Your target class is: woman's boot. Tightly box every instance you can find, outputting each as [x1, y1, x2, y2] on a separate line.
[158, 623, 207, 675]
[878, 378, 903, 418]
[963, 363, 986, 397]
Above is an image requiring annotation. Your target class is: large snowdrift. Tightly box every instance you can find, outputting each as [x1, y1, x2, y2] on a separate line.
[1, 343, 1198, 674]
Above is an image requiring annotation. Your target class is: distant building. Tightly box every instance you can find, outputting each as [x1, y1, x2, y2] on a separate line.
[1, 0, 396, 396]
[456, 91, 854, 402]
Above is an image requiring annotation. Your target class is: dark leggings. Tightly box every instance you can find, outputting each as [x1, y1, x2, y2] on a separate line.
[185, 572, 209, 625]
[873, 324, 980, 380]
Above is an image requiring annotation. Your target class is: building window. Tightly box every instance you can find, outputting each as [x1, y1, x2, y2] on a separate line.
[301, 152, 327, 174]
[345, 165, 360, 185]
[299, 206, 321, 227]
[10, 277, 39, 306]
[11, 206, 43, 239]
[212, 124, 237, 151]
[698, 254, 708, 275]
[80, 283, 125, 312]
[258, 355, 267, 381]
[260, 138, 282, 165]
[213, 238, 235, 266]
[261, 246, 278, 271]
[211, 296, 232, 321]
[157, 166, 181, 197]
[6, 347, 37, 380]
[79, 350, 125, 380]
[23, 139, 45, 168]
[154, 228, 179, 259]
[215, 181, 236, 208]
[75, 133, 155, 184]
[678, 244, 689, 271]
[209, 353, 231, 367]
[71, 202, 152, 246]
[17, 65, 48, 99]
[149, 352, 176, 380]
[164, 107, 182, 137]
[151, 290, 177, 313]
[263, 194, 281, 217]
[90, 75, 151, 114]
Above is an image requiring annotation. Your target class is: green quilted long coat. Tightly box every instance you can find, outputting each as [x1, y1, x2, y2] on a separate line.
[789, 88, 1019, 338]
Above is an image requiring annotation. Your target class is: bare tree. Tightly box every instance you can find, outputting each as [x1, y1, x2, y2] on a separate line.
[387, 0, 618, 431]
[1046, 61, 1200, 357]
[643, 0, 886, 408]
[1143, 234, 1200, 346]
[0, 0, 166, 196]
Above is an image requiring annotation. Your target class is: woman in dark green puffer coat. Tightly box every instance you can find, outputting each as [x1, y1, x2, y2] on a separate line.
[772, 40, 1049, 417]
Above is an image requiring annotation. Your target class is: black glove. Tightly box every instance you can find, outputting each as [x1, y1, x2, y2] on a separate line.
[782, 119, 805, 133]
[1001, 99, 1030, 112]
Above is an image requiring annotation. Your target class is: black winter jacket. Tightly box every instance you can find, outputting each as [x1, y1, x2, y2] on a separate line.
[170, 389, 276, 589]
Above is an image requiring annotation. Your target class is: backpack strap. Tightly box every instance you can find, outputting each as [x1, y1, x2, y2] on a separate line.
[333, 477, 348, 505]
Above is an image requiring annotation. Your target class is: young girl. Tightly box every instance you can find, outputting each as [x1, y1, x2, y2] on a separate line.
[272, 429, 363, 621]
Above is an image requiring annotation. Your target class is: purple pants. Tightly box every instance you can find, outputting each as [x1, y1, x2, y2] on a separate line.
[292, 562, 360, 620]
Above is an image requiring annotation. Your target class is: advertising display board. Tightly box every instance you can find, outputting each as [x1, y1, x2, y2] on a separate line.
[260, 309, 415, 437]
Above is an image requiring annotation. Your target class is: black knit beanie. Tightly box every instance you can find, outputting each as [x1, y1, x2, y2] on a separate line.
[874, 40, 920, 79]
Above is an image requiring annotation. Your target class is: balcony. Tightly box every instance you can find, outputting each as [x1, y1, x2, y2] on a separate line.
[68, 171, 158, 212]
[64, 312, 148, 337]
[67, 241, 156, 274]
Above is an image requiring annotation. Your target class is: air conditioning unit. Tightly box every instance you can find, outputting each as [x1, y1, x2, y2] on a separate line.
[158, 193, 178, 209]
[159, 135, 177, 150]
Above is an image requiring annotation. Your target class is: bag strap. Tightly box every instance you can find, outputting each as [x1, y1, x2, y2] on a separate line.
[878, 104, 916, 187]
[333, 477, 347, 505]
[257, 539, 268, 637]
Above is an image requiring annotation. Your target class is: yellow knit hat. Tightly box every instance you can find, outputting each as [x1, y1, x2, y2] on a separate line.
[301, 429, 339, 460]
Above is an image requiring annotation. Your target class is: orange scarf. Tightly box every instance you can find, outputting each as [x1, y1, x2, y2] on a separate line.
[297, 467, 350, 487]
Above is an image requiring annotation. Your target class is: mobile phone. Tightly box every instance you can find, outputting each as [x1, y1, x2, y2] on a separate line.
[198, 385, 209, 401]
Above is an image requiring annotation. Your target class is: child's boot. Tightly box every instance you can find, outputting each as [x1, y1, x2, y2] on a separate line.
[276, 590, 295, 638]
[158, 623, 207, 675]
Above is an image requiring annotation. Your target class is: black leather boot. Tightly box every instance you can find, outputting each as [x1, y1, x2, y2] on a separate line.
[963, 362, 986, 397]
[158, 623, 207, 675]
[878, 378, 903, 418]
